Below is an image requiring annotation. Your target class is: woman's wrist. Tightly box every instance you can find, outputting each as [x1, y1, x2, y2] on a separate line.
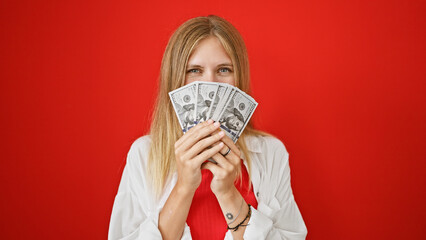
[215, 187, 248, 222]
[175, 180, 197, 196]
[214, 186, 239, 201]
[215, 188, 250, 239]
[159, 178, 197, 240]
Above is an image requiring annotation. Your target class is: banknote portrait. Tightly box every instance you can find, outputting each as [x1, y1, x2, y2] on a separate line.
[218, 90, 257, 142]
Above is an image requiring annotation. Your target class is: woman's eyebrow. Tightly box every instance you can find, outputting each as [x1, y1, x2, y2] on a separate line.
[187, 63, 233, 68]
[187, 64, 203, 68]
[217, 63, 233, 67]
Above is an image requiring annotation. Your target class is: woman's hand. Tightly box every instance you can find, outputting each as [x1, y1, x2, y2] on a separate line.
[174, 119, 225, 194]
[201, 130, 242, 198]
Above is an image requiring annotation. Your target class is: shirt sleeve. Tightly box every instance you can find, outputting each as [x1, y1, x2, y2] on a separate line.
[108, 137, 193, 240]
[225, 137, 307, 240]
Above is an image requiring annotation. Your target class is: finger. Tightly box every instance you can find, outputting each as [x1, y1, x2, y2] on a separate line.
[220, 133, 241, 157]
[201, 161, 223, 176]
[177, 120, 221, 152]
[175, 119, 213, 149]
[182, 131, 225, 160]
[222, 147, 241, 166]
[192, 141, 224, 167]
[213, 150, 242, 179]
[210, 138, 230, 155]
[187, 119, 214, 135]
[203, 155, 237, 181]
[219, 144, 230, 156]
[210, 129, 241, 157]
[180, 121, 221, 152]
[210, 152, 234, 170]
[211, 140, 241, 166]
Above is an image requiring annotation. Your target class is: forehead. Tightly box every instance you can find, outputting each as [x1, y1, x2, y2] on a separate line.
[187, 36, 232, 65]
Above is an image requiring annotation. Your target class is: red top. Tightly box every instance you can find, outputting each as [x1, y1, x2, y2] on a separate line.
[186, 159, 258, 239]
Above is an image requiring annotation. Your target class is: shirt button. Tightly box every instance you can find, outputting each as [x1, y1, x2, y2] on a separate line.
[256, 192, 259, 197]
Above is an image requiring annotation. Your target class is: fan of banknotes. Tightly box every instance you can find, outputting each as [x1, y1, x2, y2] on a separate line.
[169, 81, 258, 143]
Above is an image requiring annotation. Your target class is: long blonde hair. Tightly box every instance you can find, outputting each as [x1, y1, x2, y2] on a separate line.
[148, 15, 266, 198]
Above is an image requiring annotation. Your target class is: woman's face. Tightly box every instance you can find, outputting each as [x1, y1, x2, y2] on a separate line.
[185, 36, 235, 86]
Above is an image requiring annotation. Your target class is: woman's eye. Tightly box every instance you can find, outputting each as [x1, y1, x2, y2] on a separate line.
[187, 69, 200, 73]
[219, 68, 232, 73]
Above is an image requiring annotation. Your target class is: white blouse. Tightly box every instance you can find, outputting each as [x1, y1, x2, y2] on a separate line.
[108, 134, 307, 239]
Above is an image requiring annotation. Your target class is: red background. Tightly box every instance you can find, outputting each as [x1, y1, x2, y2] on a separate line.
[1, 1, 425, 239]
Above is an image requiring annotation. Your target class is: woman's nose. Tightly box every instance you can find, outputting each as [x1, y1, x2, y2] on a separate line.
[203, 71, 216, 82]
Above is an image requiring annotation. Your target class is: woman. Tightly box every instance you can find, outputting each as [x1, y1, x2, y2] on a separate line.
[108, 15, 307, 240]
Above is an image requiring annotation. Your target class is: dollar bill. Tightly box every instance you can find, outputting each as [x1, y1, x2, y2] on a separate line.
[207, 83, 227, 121]
[195, 82, 218, 123]
[218, 89, 258, 142]
[168, 82, 197, 133]
[169, 81, 258, 144]
[211, 85, 236, 121]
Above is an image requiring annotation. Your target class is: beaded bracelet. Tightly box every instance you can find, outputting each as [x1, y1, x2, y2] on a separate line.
[227, 204, 252, 232]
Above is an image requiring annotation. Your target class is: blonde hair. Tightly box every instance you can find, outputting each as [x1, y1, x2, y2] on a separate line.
[148, 15, 267, 198]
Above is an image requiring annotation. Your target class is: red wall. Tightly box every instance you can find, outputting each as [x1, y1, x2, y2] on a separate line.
[1, 1, 425, 239]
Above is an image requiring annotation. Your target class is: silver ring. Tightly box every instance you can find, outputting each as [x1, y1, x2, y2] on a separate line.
[222, 147, 231, 157]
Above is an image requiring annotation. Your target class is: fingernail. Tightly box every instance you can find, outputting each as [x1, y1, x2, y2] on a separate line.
[213, 121, 220, 127]
[218, 131, 224, 136]
[207, 119, 213, 124]
[219, 142, 224, 147]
